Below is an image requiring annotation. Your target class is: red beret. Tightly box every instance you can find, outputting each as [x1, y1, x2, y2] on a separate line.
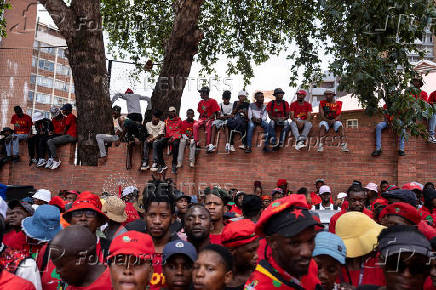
[379, 202, 421, 225]
[277, 179, 287, 187]
[256, 195, 316, 237]
[221, 219, 257, 248]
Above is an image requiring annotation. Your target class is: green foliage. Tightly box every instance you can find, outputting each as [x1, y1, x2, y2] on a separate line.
[102, 0, 436, 139]
[0, 1, 11, 38]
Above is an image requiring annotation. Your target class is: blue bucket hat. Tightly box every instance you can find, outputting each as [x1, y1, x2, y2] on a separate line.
[313, 231, 347, 264]
[163, 240, 197, 264]
[21, 204, 61, 242]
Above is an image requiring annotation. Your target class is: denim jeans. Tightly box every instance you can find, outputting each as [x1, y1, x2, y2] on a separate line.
[177, 137, 196, 164]
[5, 134, 29, 156]
[376, 121, 405, 151]
[267, 120, 290, 145]
[246, 120, 268, 148]
[96, 134, 119, 157]
[429, 114, 436, 137]
[290, 120, 312, 141]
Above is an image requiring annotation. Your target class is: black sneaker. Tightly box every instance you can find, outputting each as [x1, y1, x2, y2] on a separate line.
[371, 150, 382, 157]
[398, 150, 406, 156]
[158, 164, 168, 174]
[245, 147, 252, 153]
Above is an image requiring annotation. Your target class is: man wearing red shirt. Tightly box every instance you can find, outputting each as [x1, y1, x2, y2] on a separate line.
[290, 90, 313, 150]
[427, 90, 436, 143]
[6, 106, 32, 161]
[0, 270, 35, 289]
[155, 106, 182, 174]
[318, 90, 349, 153]
[177, 108, 196, 168]
[46, 103, 77, 169]
[329, 184, 373, 234]
[266, 88, 290, 151]
[193, 86, 220, 153]
[245, 195, 322, 289]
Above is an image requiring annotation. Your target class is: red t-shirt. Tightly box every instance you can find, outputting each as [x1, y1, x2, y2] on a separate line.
[198, 98, 220, 119]
[209, 234, 223, 245]
[428, 91, 436, 105]
[124, 202, 140, 224]
[52, 117, 66, 135]
[165, 117, 182, 139]
[150, 253, 165, 289]
[309, 192, 322, 206]
[10, 114, 32, 134]
[181, 120, 194, 138]
[290, 101, 312, 120]
[64, 113, 77, 138]
[3, 230, 27, 252]
[0, 270, 35, 290]
[340, 256, 385, 287]
[266, 100, 290, 118]
[66, 267, 111, 289]
[320, 100, 342, 120]
[328, 208, 373, 233]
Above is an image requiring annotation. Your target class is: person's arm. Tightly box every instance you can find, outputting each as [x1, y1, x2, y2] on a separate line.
[248, 105, 255, 122]
[334, 102, 342, 121]
[284, 102, 290, 120]
[111, 93, 124, 103]
[319, 105, 326, 122]
[306, 111, 312, 121]
[63, 115, 71, 134]
[266, 103, 275, 121]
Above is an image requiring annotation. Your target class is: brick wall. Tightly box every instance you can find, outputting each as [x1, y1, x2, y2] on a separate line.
[1, 111, 435, 196]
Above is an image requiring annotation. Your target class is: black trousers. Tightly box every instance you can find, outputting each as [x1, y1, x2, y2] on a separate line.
[156, 138, 180, 166]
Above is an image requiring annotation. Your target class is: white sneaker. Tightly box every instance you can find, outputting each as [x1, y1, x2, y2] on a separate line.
[150, 163, 159, 172]
[36, 159, 46, 167]
[230, 145, 236, 152]
[45, 158, 53, 168]
[176, 162, 182, 168]
[140, 162, 150, 171]
[190, 161, 195, 168]
[50, 160, 61, 169]
[208, 144, 216, 152]
[429, 136, 436, 144]
[340, 143, 349, 152]
[295, 141, 305, 151]
[238, 145, 245, 150]
[317, 143, 324, 152]
[225, 143, 230, 153]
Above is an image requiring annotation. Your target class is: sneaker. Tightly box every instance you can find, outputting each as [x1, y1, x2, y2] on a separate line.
[295, 140, 305, 151]
[207, 144, 216, 153]
[371, 150, 382, 157]
[50, 160, 61, 170]
[399, 150, 406, 156]
[238, 145, 245, 150]
[158, 165, 168, 174]
[45, 158, 54, 168]
[230, 145, 236, 152]
[176, 162, 182, 168]
[429, 136, 436, 144]
[140, 162, 150, 171]
[245, 147, 252, 153]
[36, 159, 46, 167]
[317, 143, 324, 152]
[150, 163, 159, 172]
[189, 161, 195, 168]
[340, 143, 349, 152]
[225, 143, 230, 153]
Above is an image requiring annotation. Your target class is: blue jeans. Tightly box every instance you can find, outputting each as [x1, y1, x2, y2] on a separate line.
[5, 134, 29, 156]
[429, 114, 436, 137]
[246, 120, 268, 148]
[376, 121, 405, 151]
[267, 120, 290, 145]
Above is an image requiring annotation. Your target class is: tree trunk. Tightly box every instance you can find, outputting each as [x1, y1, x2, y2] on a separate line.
[40, 0, 113, 166]
[151, 0, 204, 116]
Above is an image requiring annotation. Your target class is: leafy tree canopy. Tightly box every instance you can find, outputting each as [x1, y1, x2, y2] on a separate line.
[0, 1, 11, 38]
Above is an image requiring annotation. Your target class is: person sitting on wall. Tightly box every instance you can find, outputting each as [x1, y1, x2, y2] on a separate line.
[46, 104, 77, 170]
[142, 110, 165, 172]
[177, 109, 197, 168]
[210, 90, 233, 151]
[226, 90, 250, 152]
[6, 106, 32, 162]
[266, 88, 290, 151]
[290, 89, 313, 151]
[245, 91, 268, 153]
[96, 105, 125, 165]
[28, 111, 53, 167]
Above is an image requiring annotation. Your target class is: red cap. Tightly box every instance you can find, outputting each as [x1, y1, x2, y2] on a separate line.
[256, 195, 313, 237]
[63, 191, 107, 222]
[108, 231, 155, 260]
[402, 182, 423, 191]
[125, 88, 134, 94]
[297, 90, 307, 96]
[277, 179, 287, 187]
[222, 219, 257, 248]
[379, 202, 421, 225]
[49, 196, 67, 211]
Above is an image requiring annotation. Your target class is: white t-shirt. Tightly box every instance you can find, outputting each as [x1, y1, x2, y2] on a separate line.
[219, 102, 233, 117]
[311, 203, 340, 211]
[146, 121, 165, 138]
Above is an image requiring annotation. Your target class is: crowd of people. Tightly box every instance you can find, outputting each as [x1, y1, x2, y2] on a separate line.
[1, 76, 434, 171]
[0, 177, 436, 289]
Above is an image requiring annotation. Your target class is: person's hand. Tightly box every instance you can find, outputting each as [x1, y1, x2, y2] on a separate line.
[146, 136, 153, 143]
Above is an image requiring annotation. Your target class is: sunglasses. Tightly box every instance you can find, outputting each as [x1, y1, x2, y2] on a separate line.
[71, 209, 98, 218]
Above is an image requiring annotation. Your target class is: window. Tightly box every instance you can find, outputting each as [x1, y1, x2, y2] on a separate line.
[33, 109, 50, 119]
[30, 74, 36, 84]
[32, 75, 53, 88]
[28, 91, 34, 102]
[36, 92, 51, 104]
[58, 48, 65, 58]
[33, 40, 40, 48]
[54, 96, 68, 106]
[32, 56, 37, 67]
[347, 119, 358, 128]
[39, 42, 56, 55]
[56, 64, 70, 76]
[55, 80, 68, 92]
[38, 59, 54, 72]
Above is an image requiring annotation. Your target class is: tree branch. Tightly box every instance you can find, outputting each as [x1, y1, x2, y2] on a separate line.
[38, 0, 76, 41]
